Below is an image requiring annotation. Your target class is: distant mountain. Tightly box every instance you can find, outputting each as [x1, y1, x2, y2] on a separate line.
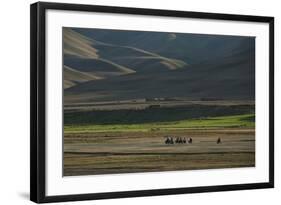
[63, 28, 135, 83]
[64, 65, 102, 89]
[64, 28, 188, 87]
[73, 28, 254, 65]
[64, 28, 99, 59]
[63, 27, 255, 103]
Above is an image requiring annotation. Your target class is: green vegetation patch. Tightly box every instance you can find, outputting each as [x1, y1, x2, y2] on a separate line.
[64, 114, 255, 133]
[64, 105, 255, 125]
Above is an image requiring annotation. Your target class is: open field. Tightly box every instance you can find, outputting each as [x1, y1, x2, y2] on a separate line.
[64, 100, 255, 176]
[64, 101, 255, 125]
[65, 114, 254, 133]
[64, 99, 255, 111]
[64, 128, 255, 176]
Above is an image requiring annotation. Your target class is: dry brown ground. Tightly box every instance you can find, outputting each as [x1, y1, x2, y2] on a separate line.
[64, 129, 255, 176]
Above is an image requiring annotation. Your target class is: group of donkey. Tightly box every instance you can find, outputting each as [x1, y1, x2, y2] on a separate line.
[164, 136, 222, 145]
[164, 136, 192, 145]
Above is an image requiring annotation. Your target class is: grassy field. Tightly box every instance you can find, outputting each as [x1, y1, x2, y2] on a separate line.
[64, 112, 255, 176]
[64, 114, 254, 133]
[63, 100, 255, 176]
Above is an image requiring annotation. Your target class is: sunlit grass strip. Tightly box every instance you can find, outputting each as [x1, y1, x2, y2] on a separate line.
[64, 114, 255, 133]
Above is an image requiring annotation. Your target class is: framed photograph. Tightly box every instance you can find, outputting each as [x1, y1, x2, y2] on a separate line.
[30, 2, 274, 203]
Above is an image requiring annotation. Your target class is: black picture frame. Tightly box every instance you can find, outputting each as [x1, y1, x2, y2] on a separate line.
[30, 2, 274, 203]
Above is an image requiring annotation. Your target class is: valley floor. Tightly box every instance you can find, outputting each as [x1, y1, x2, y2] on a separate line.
[64, 128, 255, 176]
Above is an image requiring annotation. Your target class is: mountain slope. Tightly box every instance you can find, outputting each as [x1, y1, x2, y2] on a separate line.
[63, 28, 135, 84]
[64, 27, 255, 103]
[63, 28, 99, 59]
[65, 52, 254, 103]
[63, 65, 103, 89]
[63, 28, 188, 80]
[74, 28, 254, 65]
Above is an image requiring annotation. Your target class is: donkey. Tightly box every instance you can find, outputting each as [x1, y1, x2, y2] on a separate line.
[165, 137, 174, 144]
